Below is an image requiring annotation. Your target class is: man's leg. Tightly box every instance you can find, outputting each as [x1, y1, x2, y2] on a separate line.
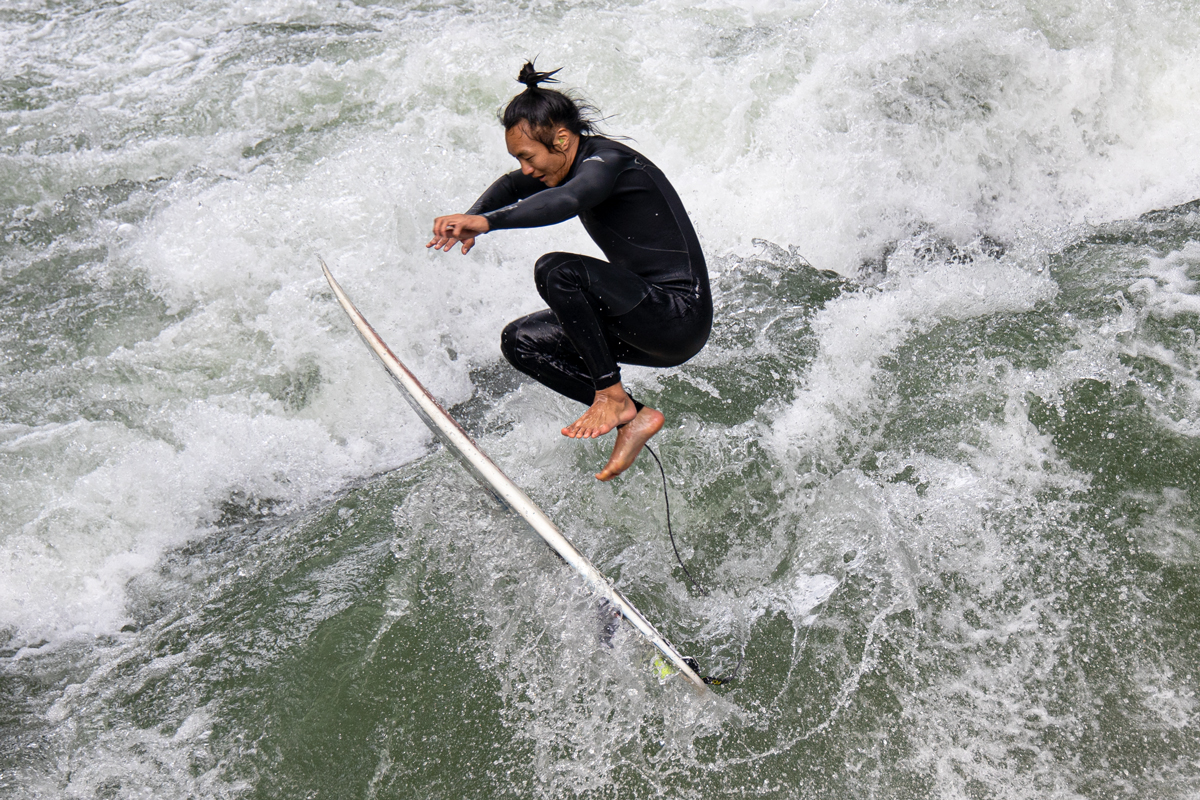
[532, 253, 648, 438]
[500, 310, 597, 407]
[502, 314, 664, 481]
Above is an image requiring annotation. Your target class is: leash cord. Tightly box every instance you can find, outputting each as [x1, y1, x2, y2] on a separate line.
[643, 444, 708, 597]
[643, 444, 751, 686]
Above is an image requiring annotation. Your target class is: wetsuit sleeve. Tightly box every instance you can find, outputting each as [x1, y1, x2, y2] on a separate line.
[481, 151, 624, 230]
[464, 171, 546, 215]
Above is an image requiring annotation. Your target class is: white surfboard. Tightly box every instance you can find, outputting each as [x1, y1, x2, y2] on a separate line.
[320, 258, 707, 691]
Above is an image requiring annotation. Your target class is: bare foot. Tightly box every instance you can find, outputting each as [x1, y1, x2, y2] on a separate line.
[596, 406, 665, 481]
[562, 384, 638, 439]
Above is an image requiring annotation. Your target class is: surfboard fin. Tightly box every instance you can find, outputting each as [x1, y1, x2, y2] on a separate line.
[597, 599, 621, 648]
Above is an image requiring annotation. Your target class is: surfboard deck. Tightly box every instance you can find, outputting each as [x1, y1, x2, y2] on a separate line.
[319, 257, 707, 692]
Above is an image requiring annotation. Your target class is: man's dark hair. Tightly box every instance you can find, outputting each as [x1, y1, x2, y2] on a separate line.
[501, 61, 602, 150]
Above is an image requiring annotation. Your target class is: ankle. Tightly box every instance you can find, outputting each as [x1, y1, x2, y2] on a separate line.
[594, 383, 628, 405]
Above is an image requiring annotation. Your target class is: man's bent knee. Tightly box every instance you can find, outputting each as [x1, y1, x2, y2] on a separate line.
[534, 252, 586, 302]
[500, 319, 525, 370]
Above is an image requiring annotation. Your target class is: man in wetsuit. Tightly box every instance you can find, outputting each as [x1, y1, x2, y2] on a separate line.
[428, 63, 711, 481]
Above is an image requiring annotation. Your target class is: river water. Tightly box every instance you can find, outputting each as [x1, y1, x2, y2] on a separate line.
[3, 0, 1200, 797]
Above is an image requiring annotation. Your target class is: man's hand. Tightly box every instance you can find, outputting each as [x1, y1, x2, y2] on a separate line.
[428, 214, 490, 254]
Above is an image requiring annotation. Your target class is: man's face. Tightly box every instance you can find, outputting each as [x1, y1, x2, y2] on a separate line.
[505, 124, 571, 187]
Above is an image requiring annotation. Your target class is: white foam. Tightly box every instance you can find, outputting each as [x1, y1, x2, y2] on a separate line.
[1131, 240, 1200, 320]
[769, 255, 1057, 465]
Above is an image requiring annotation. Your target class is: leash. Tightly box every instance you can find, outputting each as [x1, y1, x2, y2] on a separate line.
[643, 443, 745, 686]
[643, 444, 708, 597]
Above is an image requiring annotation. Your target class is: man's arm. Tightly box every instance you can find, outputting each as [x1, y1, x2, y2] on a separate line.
[465, 171, 546, 215]
[482, 151, 625, 230]
[428, 171, 545, 254]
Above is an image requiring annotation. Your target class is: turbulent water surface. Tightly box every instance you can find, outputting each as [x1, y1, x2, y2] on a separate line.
[3, 0, 1200, 797]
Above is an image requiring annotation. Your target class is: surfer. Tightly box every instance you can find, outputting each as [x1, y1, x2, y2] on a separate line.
[428, 62, 712, 481]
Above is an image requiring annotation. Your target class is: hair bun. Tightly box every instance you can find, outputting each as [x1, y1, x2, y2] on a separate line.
[501, 60, 603, 144]
[517, 60, 561, 90]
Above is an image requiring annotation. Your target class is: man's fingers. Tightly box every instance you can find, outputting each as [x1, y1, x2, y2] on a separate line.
[429, 216, 481, 254]
[431, 215, 451, 238]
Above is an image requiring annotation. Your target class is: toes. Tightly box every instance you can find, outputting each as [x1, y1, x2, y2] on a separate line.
[564, 411, 627, 440]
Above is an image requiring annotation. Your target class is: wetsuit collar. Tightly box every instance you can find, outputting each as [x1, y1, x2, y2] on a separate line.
[563, 135, 602, 183]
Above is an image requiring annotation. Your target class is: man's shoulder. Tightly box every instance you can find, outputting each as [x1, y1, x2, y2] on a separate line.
[578, 137, 643, 170]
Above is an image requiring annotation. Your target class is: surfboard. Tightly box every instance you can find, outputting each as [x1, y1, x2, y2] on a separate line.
[319, 257, 707, 691]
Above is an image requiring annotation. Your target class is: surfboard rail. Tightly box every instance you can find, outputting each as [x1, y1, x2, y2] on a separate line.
[319, 257, 707, 692]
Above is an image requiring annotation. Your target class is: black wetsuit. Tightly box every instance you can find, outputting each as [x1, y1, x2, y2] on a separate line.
[467, 136, 712, 409]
